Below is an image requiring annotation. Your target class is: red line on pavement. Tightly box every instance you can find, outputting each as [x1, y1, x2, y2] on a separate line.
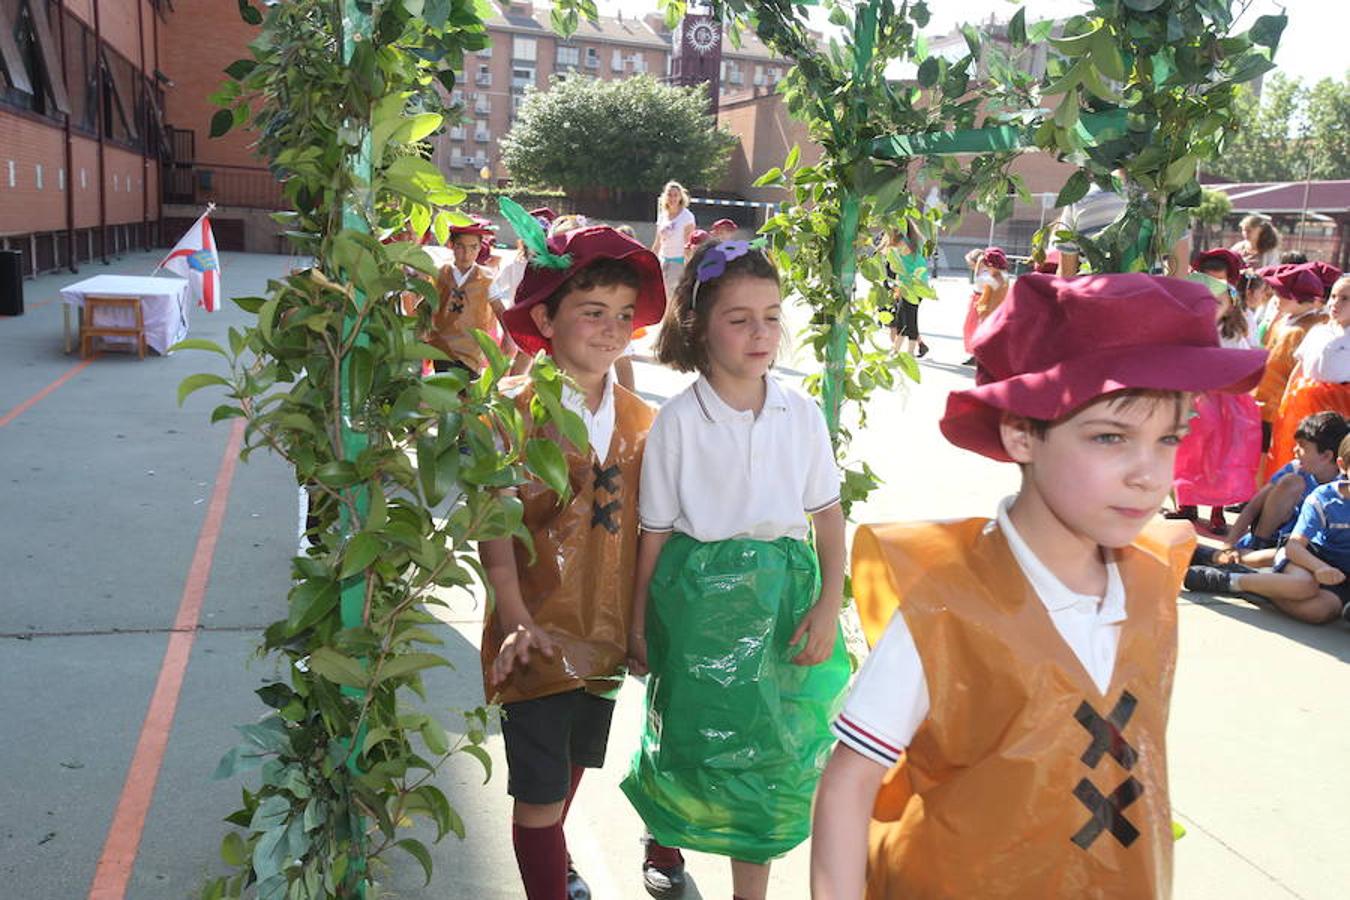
[87, 418, 246, 900]
[0, 358, 95, 428]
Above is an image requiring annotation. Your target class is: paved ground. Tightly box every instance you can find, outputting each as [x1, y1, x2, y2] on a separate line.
[0, 251, 1345, 899]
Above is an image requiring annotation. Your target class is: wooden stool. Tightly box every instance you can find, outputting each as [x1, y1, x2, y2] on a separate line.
[80, 295, 146, 359]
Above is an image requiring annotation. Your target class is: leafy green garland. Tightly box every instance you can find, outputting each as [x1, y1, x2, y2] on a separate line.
[188, 1, 591, 897]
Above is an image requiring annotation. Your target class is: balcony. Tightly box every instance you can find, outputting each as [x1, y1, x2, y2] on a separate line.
[449, 126, 467, 140]
[475, 73, 492, 86]
[449, 156, 465, 169]
[512, 77, 534, 91]
[474, 100, 491, 115]
[475, 130, 491, 142]
[585, 56, 598, 69]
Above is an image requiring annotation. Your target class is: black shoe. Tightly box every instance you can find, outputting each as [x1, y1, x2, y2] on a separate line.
[1184, 565, 1233, 594]
[641, 836, 687, 899]
[916, 341, 930, 358]
[567, 864, 591, 900]
[962, 355, 976, 366]
[1164, 505, 1199, 521]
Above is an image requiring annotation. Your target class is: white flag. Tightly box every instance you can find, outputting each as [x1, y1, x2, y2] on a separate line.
[158, 211, 222, 312]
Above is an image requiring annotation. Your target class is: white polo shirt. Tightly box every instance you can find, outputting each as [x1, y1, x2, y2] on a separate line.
[1296, 322, 1350, 383]
[639, 375, 841, 542]
[831, 498, 1127, 768]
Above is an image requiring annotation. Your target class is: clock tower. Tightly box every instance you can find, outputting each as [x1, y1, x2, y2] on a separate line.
[671, 9, 723, 115]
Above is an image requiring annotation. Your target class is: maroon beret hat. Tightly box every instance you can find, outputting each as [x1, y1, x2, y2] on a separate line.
[941, 273, 1268, 461]
[981, 247, 1009, 270]
[1263, 263, 1327, 302]
[503, 225, 666, 355]
[528, 207, 558, 226]
[710, 218, 738, 231]
[1308, 260, 1343, 292]
[1191, 248, 1244, 287]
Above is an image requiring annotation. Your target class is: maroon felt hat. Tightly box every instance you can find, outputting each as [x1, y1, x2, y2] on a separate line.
[528, 207, 558, 228]
[940, 273, 1268, 462]
[685, 228, 710, 251]
[1308, 260, 1343, 292]
[1262, 263, 1326, 302]
[982, 246, 1009, 270]
[710, 218, 738, 231]
[447, 215, 496, 240]
[503, 225, 666, 355]
[1192, 248, 1244, 287]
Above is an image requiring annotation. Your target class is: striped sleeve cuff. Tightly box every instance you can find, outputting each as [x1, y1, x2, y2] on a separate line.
[640, 520, 675, 533]
[831, 712, 904, 767]
[805, 495, 841, 515]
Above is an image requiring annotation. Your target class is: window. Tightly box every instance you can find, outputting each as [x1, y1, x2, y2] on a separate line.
[556, 44, 579, 67]
[61, 9, 97, 134]
[512, 67, 534, 91]
[1, 0, 69, 118]
[476, 63, 491, 86]
[100, 47, 140, 146]
[611, 49, 622, 72]
[585, 47, 599, 68]
[512, 36, 536, 62]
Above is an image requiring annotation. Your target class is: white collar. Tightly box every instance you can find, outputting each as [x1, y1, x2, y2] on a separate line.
[562, 370, 615, 417]
[996, 496, 1126, 622]
[692, 374, 789, 423]
[451, 264, 477, 287]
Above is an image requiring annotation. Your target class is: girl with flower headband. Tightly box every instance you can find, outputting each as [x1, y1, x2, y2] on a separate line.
[620, 239, 850, 900]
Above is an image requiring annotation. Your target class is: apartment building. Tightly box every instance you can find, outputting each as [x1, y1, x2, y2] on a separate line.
[435, 1, 788, 182]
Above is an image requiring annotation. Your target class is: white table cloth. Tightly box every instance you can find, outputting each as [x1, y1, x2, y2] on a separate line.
[61, 275, 192, 355]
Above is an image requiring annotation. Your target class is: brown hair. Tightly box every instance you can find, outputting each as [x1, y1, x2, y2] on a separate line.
[1240, 215, 1280, 254]
[1216, 287, 1249, 343]
[654, 240, 781, 374]
[1026, 389, 1191, 439]
[542, 258, 643, 318]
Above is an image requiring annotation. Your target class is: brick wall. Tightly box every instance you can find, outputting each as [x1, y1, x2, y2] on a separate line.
[158, 0, 262, 169]
[0, 115, 67, 235]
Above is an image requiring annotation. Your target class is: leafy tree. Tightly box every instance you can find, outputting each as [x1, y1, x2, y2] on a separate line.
[1207, 75, 1309, 182]
[1192, 186, 1233, 249]
[192, 0, 594, 896]
[1207, 73, 1350, 183]
[499, 74, 737, 193]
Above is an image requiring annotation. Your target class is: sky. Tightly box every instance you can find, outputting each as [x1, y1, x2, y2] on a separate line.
[595, 1, 1345, 86]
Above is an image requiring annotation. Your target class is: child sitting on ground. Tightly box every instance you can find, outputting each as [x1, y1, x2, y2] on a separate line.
[810, 273, 1266, 899]
[1270, 433, 1350, 624]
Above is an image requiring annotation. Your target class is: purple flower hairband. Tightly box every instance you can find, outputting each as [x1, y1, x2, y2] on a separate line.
[691, 238, 768, 307]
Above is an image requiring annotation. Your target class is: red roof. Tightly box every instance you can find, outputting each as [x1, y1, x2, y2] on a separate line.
[1203, 180, 1350, 215]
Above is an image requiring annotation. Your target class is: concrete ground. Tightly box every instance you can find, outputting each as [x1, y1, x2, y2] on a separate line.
[0, 251, 1345, 899]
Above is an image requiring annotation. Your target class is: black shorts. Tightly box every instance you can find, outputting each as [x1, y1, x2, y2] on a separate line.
[500, 689, 616, 804]
[1276, 542, 1350, 608]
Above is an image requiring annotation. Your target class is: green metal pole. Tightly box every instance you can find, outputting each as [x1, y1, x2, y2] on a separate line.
[338, 1, 372, 892]
[820, 1, 877, 438]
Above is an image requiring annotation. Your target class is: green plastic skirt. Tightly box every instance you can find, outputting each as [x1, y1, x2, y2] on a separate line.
[620, 534, 850, 863]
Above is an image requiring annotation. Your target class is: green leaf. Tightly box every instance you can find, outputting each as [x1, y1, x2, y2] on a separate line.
[916, 57, 939, 88]
[210, 404, 245, 423]
[753, 166, 783, 187]
[223, 59, 256, 81]
[371, 652, 451, 686]
[287, 579, 338, 634]
[396, 838, 434, 886]
[236, 1, 262, 26]
[306, 648, 369, 689]
[168, 337, 229, 357]
[525, 438, 570, 498]
[460, 743, 492, 783]
[1054, 170, 1092, 209]
[1089, 29, 1126, 82]
[209, 109, 235, 139]
[1008, 8, 1026, 45]
[785, 144, 800, 170]
[339, 533, 381, 579]
[220, 831, 247, 867]
[314, 461, 359, 488]
[177, 372, 230, 406]
[420, 718, 450, 756]
[1248, 14, 1286, 50]
[1123, 0, 1167, 10]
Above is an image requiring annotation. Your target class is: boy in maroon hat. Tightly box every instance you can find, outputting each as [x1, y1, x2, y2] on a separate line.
[709, 218, 738, 240]
[811, 274, 1266, 899]
[427, 217, 516, 372]
[478, 225, 666, 900]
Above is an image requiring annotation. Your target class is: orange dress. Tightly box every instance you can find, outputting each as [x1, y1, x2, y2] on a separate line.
[1253, 310, 1326, 423]
[851, 517, 1193, 899]
[480, 385, 654, 705]
[428, 263, 495, 369]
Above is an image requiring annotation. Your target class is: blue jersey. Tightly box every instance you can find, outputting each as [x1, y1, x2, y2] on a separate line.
[1269, 462, 1320, 540]
[1291, 480, 1350, 572]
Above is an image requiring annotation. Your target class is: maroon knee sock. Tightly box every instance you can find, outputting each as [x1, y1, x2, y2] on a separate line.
[512, 822, 567, 900]
[561, 765, 585, 824]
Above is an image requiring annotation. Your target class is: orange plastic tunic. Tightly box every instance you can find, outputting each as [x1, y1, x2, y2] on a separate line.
[1253, 312, 1326, 422]
[481, 385, 654, 706]
[428, 263, 495, 369]
[851, 517, 1193, 900]
[1262, 375, 1350, 480]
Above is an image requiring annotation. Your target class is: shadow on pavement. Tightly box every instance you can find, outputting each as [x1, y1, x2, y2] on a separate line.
[1181, 591, 1349, 664]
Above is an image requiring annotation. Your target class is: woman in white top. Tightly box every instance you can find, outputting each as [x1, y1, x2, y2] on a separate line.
[621, 239, 848, 900]
[1231, 214, 1281, 270]
[1293, 276, 1350, 383]
[651, 181, 696, 301]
